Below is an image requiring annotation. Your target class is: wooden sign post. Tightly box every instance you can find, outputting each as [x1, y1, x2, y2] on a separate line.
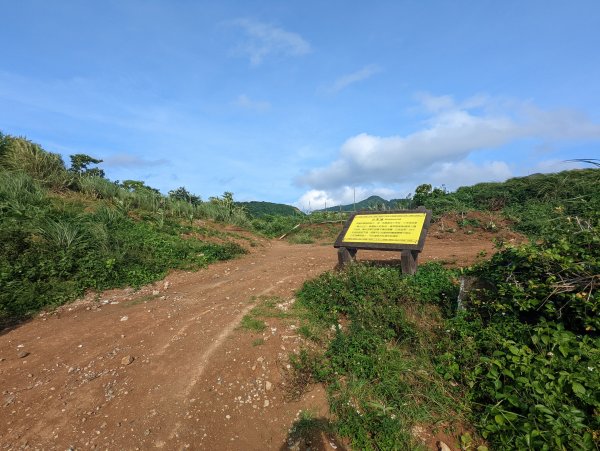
[333, 207, 432, 275]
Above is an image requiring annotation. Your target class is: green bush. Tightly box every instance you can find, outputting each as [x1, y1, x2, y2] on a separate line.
[296, 218, 599, 449]
[0, 134, 250, 324]
[0, 197, 247, 320]
[0, 135, 71, 189]
[472, 220, 599, 333]
[296, 263, 460, 449]
[437, 220, 600, 449]
[475, 322, 598, 450]
[0, 133, 254, 323]
[411, 169, 600, 235]
[250, 214, 301, 238]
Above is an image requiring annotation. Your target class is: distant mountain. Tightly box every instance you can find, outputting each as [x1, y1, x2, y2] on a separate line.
[237, 201, 304, 218]
[319, 195, 411, 212]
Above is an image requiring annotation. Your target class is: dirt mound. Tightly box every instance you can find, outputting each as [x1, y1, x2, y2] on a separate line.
[430, 211, 523, 242]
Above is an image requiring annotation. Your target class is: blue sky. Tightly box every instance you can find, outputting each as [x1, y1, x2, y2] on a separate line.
[1, 1, 599, 209]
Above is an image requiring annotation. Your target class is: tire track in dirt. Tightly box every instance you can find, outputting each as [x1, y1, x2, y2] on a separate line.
[0, 241, 337, 450]
[182, 276, 294, 399]
[0, 235, 499, 450]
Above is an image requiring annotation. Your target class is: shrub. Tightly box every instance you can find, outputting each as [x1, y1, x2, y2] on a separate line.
[474, 322, 598, 450]
[0, 135, 71, 189]
[438, 218, 600, 449]
[76, 176, 121, 199]
[471, 220, 599, 334]
[0, 169, 248, 323]
[296, 263, 461, 449]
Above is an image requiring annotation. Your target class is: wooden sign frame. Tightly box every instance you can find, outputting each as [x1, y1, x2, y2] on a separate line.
[333, 207, 432, 274]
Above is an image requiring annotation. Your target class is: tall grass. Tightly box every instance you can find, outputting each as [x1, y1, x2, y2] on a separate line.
[77, 175, 122, 199]
[0, 133, 254, 228]
[0, 170, 47, 219]
[0, 133, 250, 325]
[195, 200, 250, 226]
[38, 218, 88, 250]
[0, 136, 71, 190]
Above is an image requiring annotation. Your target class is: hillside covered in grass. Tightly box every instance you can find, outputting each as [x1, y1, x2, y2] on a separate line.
[0, 132, 251, 325]
[319, 195, 411, 212]
[237, 200, 304, 218]
[290, 169, 600, 449]
[408, 169, 600, 235]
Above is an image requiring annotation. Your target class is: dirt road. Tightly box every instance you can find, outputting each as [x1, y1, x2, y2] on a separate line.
[0, 236, 499, 450]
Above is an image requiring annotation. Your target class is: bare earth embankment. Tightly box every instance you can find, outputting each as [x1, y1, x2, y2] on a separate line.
[0, 231, 508, 450]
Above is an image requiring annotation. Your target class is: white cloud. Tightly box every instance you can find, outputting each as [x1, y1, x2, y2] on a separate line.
[429, 161, 512, 189]
[414, 92, 490, 114]
[295, 94, 600, 207]
[232, 19, 310, 65]
[414, 92, 456, 113]
[297, 94, 600, 191]
[328, 64, 381, 93]
[533, 159, 586, 173]
[295, 186, 406, 211]
[296, 189, 339, 211]
[234, 94, 271, 112]
[103, 154, 169, 168]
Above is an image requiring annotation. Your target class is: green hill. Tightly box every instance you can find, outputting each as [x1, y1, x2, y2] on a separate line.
[411, 169, 600, 235]
[237, 201, 304, 218]
[320, 195, 410, 212]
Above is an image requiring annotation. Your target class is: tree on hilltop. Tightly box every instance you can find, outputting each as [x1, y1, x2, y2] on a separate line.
[168, 186, 201, 205]
[69, 153, 105, 178]
[120, 179, 161, 194]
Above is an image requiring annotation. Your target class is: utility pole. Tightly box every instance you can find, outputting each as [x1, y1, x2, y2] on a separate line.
[353, 187, 356, 211]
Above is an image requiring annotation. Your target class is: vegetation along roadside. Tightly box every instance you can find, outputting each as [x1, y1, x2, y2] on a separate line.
[285, 169, 599, 449]
[0, 132, 247, 326]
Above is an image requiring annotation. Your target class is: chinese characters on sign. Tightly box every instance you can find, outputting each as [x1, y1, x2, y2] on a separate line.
[342, 213, 427, 245]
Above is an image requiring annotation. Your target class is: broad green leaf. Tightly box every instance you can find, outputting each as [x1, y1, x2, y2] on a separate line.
[535, 404, 553, 415]
[571, 382, 586, 395]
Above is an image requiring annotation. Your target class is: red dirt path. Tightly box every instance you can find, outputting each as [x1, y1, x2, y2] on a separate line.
[0, 231, 509, 450]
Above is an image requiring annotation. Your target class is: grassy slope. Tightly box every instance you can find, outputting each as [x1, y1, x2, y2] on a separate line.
[320, 195, 411, 212]
[289, 168, 600, 450]
[237, 200, 304, 217]
[0, 134, 248, 324]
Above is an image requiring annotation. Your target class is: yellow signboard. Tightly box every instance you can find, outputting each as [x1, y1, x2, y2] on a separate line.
[342, 213, 426, 245]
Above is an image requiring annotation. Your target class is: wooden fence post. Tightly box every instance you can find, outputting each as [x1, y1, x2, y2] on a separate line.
[337, 247, 357, 266]
[400, 250, 419, 275]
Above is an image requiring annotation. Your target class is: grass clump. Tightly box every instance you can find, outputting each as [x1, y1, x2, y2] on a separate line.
[285, 410, 340, 450]
[247, 296, 290, 319]
[287, 231, 315, 244]
[240, 296, 292, 334]
[295, 263, 462, 449]
[250, 214, 302, 238]
[240, 315, 267, 332]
